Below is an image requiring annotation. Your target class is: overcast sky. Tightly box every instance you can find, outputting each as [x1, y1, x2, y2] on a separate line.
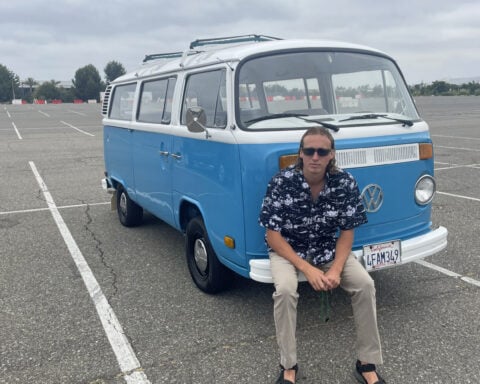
[1, 0, 479, 85]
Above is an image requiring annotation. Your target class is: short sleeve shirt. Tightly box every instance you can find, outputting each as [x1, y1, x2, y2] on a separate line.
[259, 165, 367, 265]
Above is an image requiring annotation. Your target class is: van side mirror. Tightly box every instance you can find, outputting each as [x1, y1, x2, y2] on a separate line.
[186, 107, 207, 133]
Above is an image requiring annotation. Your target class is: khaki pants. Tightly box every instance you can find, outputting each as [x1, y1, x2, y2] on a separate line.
[270, 252, 383, 369]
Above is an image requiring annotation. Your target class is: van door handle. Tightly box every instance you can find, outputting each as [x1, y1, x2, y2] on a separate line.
[170, 153, 182, 160]
[158, 150, 169, 156]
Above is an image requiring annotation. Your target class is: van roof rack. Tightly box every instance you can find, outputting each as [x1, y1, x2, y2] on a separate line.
[143, 50, 203, 63]
[189, 34, 282, 49]
[143, 35, 282, 64]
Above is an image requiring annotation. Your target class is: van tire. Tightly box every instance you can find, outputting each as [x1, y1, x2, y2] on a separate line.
[116, 186, 143, 227]
[185, 217, 230, 293]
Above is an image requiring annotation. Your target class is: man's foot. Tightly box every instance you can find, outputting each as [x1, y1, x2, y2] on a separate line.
[354, 360, 386, 384]
[275, 364, 298, 384]
[283, 368, 296, 383]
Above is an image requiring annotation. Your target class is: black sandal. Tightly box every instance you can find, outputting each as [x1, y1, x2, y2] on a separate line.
[275, 364, 298, 384]
[354, 360, 386, 384]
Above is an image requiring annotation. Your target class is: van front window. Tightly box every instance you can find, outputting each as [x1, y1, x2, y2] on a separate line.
[236, 51, 419, 130]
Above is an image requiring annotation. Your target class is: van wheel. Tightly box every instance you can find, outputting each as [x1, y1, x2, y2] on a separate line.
[116, 186, 143, 227]
[185, 217, 230, 293]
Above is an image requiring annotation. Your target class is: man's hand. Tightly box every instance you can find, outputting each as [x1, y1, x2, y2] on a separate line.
[303, 264, 331, 291]
[304, 265, 342, 291]
[324, 269, 341, 289]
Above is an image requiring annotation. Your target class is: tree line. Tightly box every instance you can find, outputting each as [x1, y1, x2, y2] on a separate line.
[0, 61, 126, 103]
[409, 80, 480, 96]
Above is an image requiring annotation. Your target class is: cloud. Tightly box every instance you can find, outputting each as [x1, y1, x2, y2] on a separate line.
[1, 0, 479, 84]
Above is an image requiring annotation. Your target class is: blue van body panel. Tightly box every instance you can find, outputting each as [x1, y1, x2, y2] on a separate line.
[170, 135, 249, 275]
[131, 129, 175, 227]
[104, 126, 136, 198]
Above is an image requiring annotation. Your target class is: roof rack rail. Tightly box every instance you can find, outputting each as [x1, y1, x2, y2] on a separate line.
[143, 50, 204, 63]
[189, 34, 282, 49]
[143, 35, 282, 64]
[143, 51, 183, 63]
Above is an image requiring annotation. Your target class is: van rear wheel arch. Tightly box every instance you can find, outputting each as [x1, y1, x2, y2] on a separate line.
[179, 200, 201, 232]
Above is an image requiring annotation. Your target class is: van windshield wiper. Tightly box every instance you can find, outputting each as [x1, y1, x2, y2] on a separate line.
[339, 113, 413, 127]
[245, 113, 340, 132]
[245, 113, 307, 125]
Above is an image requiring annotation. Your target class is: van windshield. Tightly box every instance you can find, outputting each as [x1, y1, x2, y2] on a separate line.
[236, 50, 419, 130]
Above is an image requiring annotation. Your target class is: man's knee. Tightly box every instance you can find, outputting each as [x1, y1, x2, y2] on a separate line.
[356, 274, 376, 301]
[346, 270, 376, 297]
[273, 278, 298, 300]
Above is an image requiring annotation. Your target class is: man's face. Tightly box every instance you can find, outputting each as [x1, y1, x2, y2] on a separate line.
[300, 134, 335, 178]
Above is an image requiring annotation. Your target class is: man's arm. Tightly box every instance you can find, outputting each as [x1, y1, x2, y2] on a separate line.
[266, 229, 331, 291]
[324, 229, 354, 288]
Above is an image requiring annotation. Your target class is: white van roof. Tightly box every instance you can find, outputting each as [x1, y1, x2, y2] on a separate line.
[113, 35, 389, 83]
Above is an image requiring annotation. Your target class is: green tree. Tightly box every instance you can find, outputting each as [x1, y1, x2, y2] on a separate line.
[409, 81, 480, 96]
[104, 60, 126, 84]
[59, 87, 75, 103]
[72, 64, 104, 101]
[34, 80, 61, 101]
[465, 81, 480, 95]
[24, 77, 37, 103]
[430, 81, 450, 95]
[0, 64, 20, 102]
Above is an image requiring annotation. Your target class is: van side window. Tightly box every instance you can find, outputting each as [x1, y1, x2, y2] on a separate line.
[181, 70, 227, 128]
[109, 83, 136, 120]
[138, 77, 176, 124]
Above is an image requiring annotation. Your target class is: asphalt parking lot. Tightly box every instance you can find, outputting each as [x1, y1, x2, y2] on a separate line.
[1, 97, 479, 384]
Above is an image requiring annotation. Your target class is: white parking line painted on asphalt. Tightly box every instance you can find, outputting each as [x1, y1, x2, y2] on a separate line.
[435, 165, 464, 171]
[69, 109, 87, 116]
[28, 161, 151, 384]
[60, 120, 95, 136]
[0, 202, 110, 216]
[416, 259, 480, 288]
[38, 110, 50, 117]
[12, 122, 22, 140]
[437, 191, 480, 203]
[435, 164, 480, 171]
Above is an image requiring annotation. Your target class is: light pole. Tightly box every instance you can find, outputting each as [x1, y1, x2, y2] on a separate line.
[11, 78, 16, 100]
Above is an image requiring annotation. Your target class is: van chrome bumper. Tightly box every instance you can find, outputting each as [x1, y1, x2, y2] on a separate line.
[249, 226, 448, 283]
[102, 178, 117, 210]
[101, 177, 115, 193]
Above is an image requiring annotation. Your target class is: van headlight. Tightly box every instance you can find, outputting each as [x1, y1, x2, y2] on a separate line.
[415, 175, 436, 205]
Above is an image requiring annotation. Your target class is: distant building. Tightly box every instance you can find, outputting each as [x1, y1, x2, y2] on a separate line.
[19, 80, 73, 90]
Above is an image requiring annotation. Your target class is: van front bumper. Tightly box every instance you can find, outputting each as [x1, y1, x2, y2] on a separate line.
[249, 226, 448, 283]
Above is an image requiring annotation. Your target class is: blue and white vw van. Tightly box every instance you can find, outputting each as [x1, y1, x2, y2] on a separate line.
[102, 35, 448, 293]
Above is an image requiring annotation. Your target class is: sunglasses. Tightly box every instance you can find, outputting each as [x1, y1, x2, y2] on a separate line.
[302, 147, 332, 157]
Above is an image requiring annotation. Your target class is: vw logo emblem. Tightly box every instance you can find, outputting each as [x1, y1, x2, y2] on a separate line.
[361, 184, 384, 213]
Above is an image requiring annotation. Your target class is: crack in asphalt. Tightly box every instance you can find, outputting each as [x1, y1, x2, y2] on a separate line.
[83, 202, 118, 302]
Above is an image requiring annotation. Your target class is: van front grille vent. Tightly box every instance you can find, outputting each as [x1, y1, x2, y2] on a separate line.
[336, 144, 420, 169]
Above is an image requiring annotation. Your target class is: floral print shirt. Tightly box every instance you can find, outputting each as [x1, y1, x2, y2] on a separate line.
[259, 165, 367, 265]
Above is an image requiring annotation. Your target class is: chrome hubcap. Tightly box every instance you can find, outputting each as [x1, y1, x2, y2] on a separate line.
[119, 193, 127, 215]
[193, 238, 208, 273]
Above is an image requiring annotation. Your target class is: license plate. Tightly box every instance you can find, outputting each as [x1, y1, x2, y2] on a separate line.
[363, 240, 401, 271]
